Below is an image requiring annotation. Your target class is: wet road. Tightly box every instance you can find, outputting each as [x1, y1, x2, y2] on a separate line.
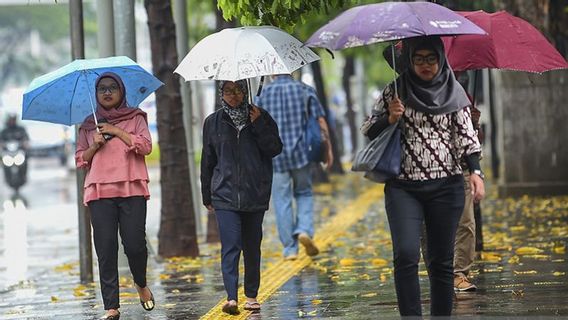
[0, 158, 162, 292]
[0, 158, 78, 291]
[0, 160, 567, 319]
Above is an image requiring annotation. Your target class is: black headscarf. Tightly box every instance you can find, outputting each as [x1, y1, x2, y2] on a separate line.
[396, 36, 470, 115]
[219, 80, 250, 129]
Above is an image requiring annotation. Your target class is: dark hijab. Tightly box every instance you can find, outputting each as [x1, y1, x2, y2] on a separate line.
[80, 72, 146, 130]
[397, 36, 471, 115]
[219, 80, 250, 128]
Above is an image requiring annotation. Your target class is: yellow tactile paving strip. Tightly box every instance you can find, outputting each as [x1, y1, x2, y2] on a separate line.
[200, 184, 384, 319]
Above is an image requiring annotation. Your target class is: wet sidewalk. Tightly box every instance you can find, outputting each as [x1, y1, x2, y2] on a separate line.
[1, 173, 567, 319]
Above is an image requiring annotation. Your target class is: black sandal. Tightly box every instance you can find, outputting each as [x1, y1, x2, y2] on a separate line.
[140, 290, 155, 311]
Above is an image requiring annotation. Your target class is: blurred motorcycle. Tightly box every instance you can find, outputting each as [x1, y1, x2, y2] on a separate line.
[1, 140, 27, 192]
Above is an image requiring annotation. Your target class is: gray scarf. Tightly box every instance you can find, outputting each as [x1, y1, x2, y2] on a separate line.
[397, 36, 470, 115]
[219, 80, 250, 129]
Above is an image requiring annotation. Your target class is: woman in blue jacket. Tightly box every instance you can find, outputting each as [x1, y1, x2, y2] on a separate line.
[200, 79, 283, 315]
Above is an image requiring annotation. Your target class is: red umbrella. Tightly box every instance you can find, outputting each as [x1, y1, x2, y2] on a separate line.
[443, 10, 568, 73]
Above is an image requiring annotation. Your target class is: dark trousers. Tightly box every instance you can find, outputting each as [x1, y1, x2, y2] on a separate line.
[385, 176, 464, 316]
[215, 209, 265, 302]
[88, 196, 148, 310]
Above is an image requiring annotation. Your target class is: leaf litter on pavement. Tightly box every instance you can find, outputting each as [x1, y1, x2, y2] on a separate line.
[50, 174, 567, 317]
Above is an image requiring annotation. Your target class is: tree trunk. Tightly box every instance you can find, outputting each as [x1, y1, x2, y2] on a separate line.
[342, 56, 357, 158]
[145, 0, 199, 257]
[312, 60, 344, 175]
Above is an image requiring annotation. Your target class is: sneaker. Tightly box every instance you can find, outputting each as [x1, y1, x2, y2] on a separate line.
[298, 233, 319, 256]
[284, 254, 298, 261]
[454, 275, 477, 292]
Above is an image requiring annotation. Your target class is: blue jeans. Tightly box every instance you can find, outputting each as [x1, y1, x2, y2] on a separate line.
[272, 164, 314, 257]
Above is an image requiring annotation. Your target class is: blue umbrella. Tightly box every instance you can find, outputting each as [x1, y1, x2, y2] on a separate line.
[22, 56, 163, 126]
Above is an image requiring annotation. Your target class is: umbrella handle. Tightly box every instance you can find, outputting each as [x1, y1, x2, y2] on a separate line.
[83, 72, 99, 130]
[256, 76, 265, 97]
[247, 79, 253, 105]
[391, 44, 398, 98]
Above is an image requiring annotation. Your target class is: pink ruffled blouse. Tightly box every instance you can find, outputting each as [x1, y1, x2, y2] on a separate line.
[75, 114, 152, 205]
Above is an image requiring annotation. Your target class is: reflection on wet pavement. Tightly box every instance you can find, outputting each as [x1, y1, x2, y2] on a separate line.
[0, 161, 567, 319]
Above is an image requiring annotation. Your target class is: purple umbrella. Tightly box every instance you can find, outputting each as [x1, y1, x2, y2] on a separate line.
[305, 1, 486, 50]
[305, 1, 486, 95]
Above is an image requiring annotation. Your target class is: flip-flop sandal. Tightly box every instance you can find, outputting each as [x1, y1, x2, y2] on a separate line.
[222, 301, 239, 315]
[244, 301, 261, 311]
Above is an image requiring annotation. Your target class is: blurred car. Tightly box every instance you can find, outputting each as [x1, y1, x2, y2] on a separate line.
[24, 121, 72, 166]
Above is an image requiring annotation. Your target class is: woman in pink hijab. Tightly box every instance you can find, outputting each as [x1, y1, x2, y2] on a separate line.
[75, 72, 154, 320]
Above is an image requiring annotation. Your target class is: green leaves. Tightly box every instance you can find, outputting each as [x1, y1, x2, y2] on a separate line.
[217, 0, 351, 31]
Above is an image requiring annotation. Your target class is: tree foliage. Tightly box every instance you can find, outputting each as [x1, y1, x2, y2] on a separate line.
[217, 0, 350, 32]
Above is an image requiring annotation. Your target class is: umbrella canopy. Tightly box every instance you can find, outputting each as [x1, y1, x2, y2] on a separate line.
[305, 1, 486, 50]
[23, 56, 163, 126]
[174, 26, 320, 81]
[443, 10, 568, 73]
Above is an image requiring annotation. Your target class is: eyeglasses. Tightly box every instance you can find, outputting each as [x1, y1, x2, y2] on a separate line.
[412, 54, 439, 66]
[96, 85, 119, 94]
[222, 88, 244, 96]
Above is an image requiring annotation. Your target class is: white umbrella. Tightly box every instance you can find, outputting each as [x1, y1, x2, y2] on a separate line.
[174, 26, 320, 82]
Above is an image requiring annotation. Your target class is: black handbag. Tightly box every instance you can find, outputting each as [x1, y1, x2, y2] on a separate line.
[353, 122, 402, 183]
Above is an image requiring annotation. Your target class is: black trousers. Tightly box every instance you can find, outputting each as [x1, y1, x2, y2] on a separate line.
[215, 209, 265, 302]
[88, 196, 148, 310]
[385, 175, 464, 316]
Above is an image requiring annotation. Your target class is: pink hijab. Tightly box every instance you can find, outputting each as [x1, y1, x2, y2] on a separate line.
[80, 72, 147, 130]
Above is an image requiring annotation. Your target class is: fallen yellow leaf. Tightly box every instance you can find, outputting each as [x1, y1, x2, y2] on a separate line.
[339, 258, 356, 266]
[371, 258, 388, 267]
[359, 273, 371, 280]
[54, 262, 77, 273]
[515, 247, 543, 255]
[508, 255, 520, 264]
[513, 270, 538, 275]
[510, 225, 526, 232]
[119, 292, 139, 298]
[481, 252, 502, 263]
[51, 296, 59, 302]
[522, 254, 550, 261]
[311, 299, 322, 305]
[361, 292, 378, 298]
[553, 271, 565, 276]
[553, 246, 566, 254]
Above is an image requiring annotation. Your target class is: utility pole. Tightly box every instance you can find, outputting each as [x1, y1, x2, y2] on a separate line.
[173, 0, 201, 235]
[69, 0, 93, 284]
[113, 0, 136, 59]
[96, 0, 115, 57]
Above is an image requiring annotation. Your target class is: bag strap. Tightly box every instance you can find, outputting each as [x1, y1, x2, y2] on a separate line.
[303, 86, 312, 118]
[302, 86, 314, 132]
